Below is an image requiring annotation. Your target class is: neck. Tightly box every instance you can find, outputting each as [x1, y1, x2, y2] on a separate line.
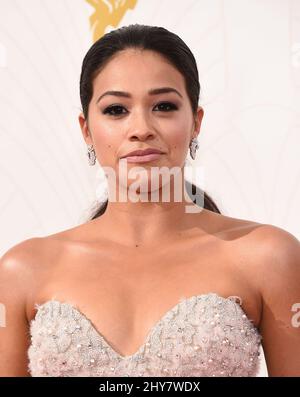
[96, 168, 205, 247]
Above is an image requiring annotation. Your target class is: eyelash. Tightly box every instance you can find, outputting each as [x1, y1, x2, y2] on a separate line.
[102, 102, 178, 117]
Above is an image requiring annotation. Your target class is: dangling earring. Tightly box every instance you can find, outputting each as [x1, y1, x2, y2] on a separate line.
[87, 144, 96, 166]
[189, 137, 199, 160]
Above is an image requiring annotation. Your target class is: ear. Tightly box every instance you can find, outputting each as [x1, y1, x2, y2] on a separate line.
[193, 106, 204, 139]
[78, 112, 93, 145]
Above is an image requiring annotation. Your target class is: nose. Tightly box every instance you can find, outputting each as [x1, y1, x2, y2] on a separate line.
[127, 109, 156, 141]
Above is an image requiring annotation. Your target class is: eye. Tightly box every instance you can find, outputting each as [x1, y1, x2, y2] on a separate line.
[102, 105, 127, 117]
[153, 102, 178, 112]
[102, 102, 178, 117]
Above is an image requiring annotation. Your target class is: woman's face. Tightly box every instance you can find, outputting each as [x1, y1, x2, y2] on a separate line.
[79, 48, 203, 195]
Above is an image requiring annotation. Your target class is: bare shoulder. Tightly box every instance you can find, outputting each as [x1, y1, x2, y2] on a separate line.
[0, 238, 42, 375]
[0, 235, 63, 272]
[207, 214, 300, 375]
[0, 237, 53, 376]
[0, 237, 47, 301]
[196, 208, 262, 239]
[44, 220, 100, 243]
[237, 221, 300, 286]
[243, 224, 300, 376]
[212, 210, 300, 280]
[0, 237, 43, 278]
[226, 218, 300, 376]
[0, 237, 62, 319]
[249, 223, 300, 300]
[205, 208, 298, 248]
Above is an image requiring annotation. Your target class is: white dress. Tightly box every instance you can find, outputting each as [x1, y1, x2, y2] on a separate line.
[27, 292, 262, 377]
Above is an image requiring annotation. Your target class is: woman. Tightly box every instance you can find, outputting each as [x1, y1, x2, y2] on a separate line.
[0, 24, 299, 377]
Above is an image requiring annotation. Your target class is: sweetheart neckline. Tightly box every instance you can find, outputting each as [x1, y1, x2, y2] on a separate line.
[31, 292, 258, 361]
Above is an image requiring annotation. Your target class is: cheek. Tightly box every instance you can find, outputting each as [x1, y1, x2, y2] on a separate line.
[167, 123, 190, 160]
[89, 121, 119, 165]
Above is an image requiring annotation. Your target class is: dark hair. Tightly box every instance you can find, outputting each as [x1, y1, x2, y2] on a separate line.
[79, 23, 221, 219]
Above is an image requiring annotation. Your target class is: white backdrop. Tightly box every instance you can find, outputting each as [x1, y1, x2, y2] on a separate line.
[1, 0, 300, 377]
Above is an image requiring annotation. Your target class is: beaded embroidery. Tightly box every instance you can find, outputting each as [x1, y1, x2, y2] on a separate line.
[28, 292, 262, 377]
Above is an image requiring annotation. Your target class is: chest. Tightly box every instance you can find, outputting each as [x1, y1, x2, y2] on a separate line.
[30, 237, 261, 358]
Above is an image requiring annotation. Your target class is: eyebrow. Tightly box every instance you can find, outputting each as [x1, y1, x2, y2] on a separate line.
[96, 87, 183, 104]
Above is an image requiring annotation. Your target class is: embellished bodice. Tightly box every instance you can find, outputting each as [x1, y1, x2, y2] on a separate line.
[27, 293, 262, 377]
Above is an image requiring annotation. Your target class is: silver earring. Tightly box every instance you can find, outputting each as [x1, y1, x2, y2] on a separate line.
[189, 137, 199, 160]
[87, 144, 96, 166]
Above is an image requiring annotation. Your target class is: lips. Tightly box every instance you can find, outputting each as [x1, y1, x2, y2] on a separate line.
[124, 153, 163, 163]
[121, 147, 164, 158]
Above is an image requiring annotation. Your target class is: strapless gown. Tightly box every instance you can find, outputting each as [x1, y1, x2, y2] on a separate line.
[27, 292, 262, 377]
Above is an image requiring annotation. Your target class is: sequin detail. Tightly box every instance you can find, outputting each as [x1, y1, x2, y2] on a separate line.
[27, 293, 262, 377]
